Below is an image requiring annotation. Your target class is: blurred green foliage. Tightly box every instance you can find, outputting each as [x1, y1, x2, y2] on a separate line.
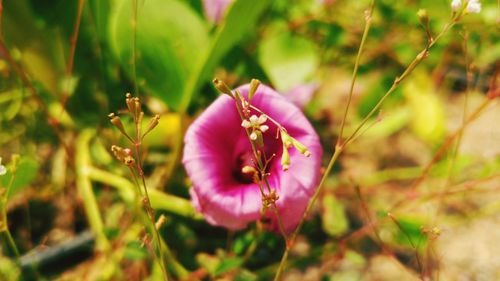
[0, 0, 499, 280]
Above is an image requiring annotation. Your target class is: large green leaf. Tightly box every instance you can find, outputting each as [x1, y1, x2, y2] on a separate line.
[258, 31, 319, 92]
[109, 0, 209, 110]
[1, 157, 39, 199]
[178, 0, 270, 112]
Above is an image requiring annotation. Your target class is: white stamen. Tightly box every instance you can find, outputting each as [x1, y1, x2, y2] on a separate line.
[260, 125, 269, 132]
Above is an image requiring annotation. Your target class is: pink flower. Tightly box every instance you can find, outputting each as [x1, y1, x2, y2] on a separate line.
[183, 84, 322, 232]
[203, 0, 234, 23]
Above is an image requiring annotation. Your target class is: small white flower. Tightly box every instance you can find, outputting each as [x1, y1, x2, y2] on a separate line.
[451, 0, 462, 11]
[0, 157, 6, 176]
[466, 0, 481, 13]
[242, 114, 269, 142]
[257, 114, 267, 124]
[249, 115, 259, 124]
[241, 120, 251, 128]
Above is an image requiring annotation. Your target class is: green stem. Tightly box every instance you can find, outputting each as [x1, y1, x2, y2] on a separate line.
[87, 167, 201, 219]
[344, 21, 456, 147]
[75, 130, 110, 252]
[337, 0, 375, 146]
[1, 229, 20, 258]
[274, 6, 459, 280]
[130, 157, 169, 281]
[131, 0, 139, 96]
[233, 91, 288, 240]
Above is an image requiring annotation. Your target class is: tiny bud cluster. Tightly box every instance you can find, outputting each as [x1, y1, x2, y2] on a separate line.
[109, 94, 161, 166]
[111, 145, 135, 165]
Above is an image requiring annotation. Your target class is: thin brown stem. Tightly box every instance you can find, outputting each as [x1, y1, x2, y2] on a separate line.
[354, 185, 389, 253]
[344, 20, 456, 146]
[273, 146, 343, 281]
[388, 213, 424, 280]
[274, 8, 460, 280]
[60, 0, 86, 111]
[0, 41, 71, 154]
[230, 91, 288, 241]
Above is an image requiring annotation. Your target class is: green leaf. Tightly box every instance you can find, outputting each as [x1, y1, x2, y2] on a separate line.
[196, 253, 220, 275]
[178, 0, 270, 112]
[234, 270, 258, 281]
[109, 0, 209, 110]
[233, 231, 254, 255]
[322, 193, 349, 237]
[124, 241, 148, 261]
[214, 257, 243, 276]
[393, 216, 427, 249]
[258, 31, 319, 92]
[1, 157, 39, 199]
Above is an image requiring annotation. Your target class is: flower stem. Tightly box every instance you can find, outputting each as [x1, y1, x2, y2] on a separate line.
[132, 139, 169, 280]
[75, 130, 110, 252]
[233, 91, 289, 241]
[274, 146, 343, 281]
[131, 0, 139, 97]
[337, 0, 375, 147]
[1, 229, 20, 258]
[274, 5, 460, 280]
[343, 20, 456, 147]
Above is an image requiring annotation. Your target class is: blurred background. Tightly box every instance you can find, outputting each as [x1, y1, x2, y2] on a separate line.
[0, 0, 499, 280]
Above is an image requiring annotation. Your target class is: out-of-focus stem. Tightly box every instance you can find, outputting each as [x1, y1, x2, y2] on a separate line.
[75, 130, 110, 252]
[132, 0, 139, 96]
[344, 20, 457, 146]
[1, 229, 20, 258]
[274, 5, 461, 280]
[274, 147, 343, 281]
[87, 167, 201, 219]
[60, 0, 85, 110]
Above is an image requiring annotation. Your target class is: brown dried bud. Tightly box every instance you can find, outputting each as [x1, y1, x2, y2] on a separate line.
[142, 114, 160, 139]
[125, 93, 135, 114]
[133, 97, 142, 122]
[108, 113, 132, 141]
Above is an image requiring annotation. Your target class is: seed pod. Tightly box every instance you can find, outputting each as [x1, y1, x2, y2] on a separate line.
[281, 145, 290, 171]
[213, 78, 234, 98]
